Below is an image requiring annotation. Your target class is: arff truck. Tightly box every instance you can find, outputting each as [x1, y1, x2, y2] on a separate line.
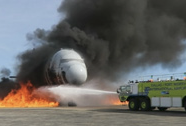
[117, 75, 186, 111]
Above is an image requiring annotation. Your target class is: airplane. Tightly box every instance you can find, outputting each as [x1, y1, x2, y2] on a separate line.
[45, 48, 87, 85]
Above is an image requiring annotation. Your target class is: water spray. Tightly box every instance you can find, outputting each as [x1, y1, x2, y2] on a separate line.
[36, 85, 119, 107]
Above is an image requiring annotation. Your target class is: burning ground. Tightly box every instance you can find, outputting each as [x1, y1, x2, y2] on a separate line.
[1, 0, 186, 107]
[0, 80, 124, 107]
[0, 82, 59, 107]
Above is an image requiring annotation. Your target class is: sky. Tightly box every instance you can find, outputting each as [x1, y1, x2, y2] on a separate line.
[0, 0, 186, 81]
[0, 0, 62, 75]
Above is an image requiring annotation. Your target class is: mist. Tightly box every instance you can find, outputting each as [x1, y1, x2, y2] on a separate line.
[35, 83, 119, 107]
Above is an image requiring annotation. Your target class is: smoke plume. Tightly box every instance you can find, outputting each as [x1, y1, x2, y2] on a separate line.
[0, 68, 11, 78]
[16, 0, 186, 86]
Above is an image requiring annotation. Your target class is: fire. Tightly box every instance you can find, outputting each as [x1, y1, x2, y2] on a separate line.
[111, 99, 129, 105]
[105, 95, 129, 105]
[0, 82, 59, 107]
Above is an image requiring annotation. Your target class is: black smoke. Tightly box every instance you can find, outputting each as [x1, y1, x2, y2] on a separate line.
[0, 68, 18, 99]
[15, 0, 186, 86]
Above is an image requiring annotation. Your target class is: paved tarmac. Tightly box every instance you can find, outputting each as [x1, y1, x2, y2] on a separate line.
[0, 105, 185, 126]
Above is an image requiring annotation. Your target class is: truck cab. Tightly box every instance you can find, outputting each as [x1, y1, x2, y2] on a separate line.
[117, 85, 131, 102]
[117, 82, 139, 102]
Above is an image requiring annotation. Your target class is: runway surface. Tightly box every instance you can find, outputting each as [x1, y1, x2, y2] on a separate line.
[0, 105, 185, 126]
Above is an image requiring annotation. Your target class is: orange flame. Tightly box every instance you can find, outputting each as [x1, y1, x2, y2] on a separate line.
[104, 95, 129, 105]
[111, 99, 128, 105]
[0, 82, 59, 107]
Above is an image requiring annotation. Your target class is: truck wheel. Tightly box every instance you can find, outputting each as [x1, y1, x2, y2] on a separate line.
[140, 99, 150, 111]
[129, 98, 139, 111]
[158, 107, 168, 111]
[184, 101, 186, 111]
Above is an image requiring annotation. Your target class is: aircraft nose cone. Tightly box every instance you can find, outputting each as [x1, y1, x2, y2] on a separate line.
[66, 64, 87, 85]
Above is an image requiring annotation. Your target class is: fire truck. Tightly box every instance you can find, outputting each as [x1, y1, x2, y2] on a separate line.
[117, 73, 186, 111]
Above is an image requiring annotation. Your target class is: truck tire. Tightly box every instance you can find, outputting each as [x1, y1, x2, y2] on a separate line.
[184, 101, 186, 111]
[129, 98, 139, 111]
[158, 107, 168, 111]
[140, 99, 150, 111]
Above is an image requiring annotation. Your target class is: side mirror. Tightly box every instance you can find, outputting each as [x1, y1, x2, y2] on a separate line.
[117, 89, 121, 93]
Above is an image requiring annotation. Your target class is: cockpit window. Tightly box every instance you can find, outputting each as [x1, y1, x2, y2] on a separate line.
[60, 59, 83, 63]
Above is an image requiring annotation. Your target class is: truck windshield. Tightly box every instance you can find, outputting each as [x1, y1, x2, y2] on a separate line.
[120, 85, 131, 92]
